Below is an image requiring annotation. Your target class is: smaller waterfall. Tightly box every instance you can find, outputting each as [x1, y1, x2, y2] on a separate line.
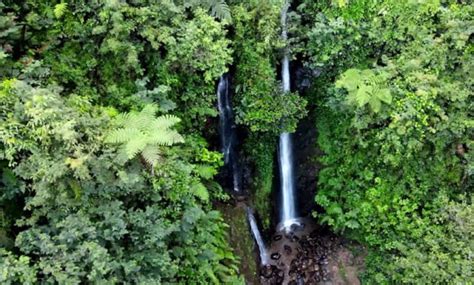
[217, 75, 242, 193]
[247, 208, 269, 265]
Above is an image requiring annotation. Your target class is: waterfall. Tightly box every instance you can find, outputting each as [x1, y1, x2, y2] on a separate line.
[247, 208, 269, 265]
[279, 1, 298, 228]
[217, 75, 242, 193]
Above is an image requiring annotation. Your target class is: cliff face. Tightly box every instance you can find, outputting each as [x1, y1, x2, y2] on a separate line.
[294, 110, 324, 217]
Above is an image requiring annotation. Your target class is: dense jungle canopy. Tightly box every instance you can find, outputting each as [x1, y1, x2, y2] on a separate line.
[0, 0, 472, 284]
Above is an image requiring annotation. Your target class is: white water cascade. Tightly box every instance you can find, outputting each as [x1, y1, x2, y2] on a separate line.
[217, 75, 242, 193]
[247, 208, 270, 265]
[279, 1, 298, 229]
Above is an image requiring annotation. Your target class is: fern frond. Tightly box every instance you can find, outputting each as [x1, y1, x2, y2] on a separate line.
[152, 115, 181, 130]
[127, 113, 150, 130]
[54, 3, 68, 19]
[125, 137, 147, 159]
[114, 113, 130, 125]
[105, 128, 142, 144]
[151, 130, 184, 146]
[141, 104, 159, 118]
[194, 164, 217, 179]
[141, 145, 161, 167]
[210, 0, 231, 22]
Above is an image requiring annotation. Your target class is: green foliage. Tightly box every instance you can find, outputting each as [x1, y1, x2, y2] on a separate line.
[186, 0, 232, 22]
[364, 194, 474, 284]
[0, 249, 37, 285]
[0, 78, 242, 283]
[336, 69, 392, 113]
[106, 104, 184, 169]
[232, 2, 307, 133]
[304, 0, 473, 283]
[245, 132, 277, 229]
[53, 3, 68, 19]
[0, 0, 242, 282]
[0, 0, 231, 128]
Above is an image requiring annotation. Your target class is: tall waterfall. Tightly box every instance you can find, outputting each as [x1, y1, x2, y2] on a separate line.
[217, 75, 242, 193]
[279, 1, 298, 228]
[247, 208, 269, 265]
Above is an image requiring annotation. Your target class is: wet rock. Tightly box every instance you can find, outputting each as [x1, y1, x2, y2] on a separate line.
[260, 265, 273, 279]
[273, 234, 282, 241]
[297, 275, 305, 285]
[271, 252, 281, 260]
[291, 235, 300, 242]
[290, 224, 299, 232]
[284, 244, 292, 254]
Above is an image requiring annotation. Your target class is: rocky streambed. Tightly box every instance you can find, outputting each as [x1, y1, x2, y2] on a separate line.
[260, 218, 365, 285]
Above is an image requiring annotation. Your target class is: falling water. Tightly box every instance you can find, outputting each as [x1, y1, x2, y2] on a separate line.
[247, 207, 270, 265]
[279, 1, 298, 228]
[217, 75, 242, 193]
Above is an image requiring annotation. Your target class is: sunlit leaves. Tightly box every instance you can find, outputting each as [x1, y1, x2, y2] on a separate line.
[336, 68, 392, 113]
[53, 3, 68, 19]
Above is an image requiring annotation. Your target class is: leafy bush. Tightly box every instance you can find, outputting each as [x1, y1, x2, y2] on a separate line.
[0, 1, 231, 127]
[244, 132, 277, 228]
[302, 0, 473, 282]
[0, 79, 242, 283]
[365, 194, 473, 284]
[0, 1, 242, 282]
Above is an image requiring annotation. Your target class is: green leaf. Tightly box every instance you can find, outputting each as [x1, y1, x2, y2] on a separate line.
[377, 88, 392, 104]
[345, 219, 360, 229]
[53, 3, 68, 19]
[192, 183, 209, 202]
[369, 97, 382, 113]
[356, 85, 372, 107]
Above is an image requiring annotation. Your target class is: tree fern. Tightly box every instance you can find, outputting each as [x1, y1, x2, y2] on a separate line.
[186, 0, 232, 22]
[209, 0, 231, 22]
[106, 104, 184, 171]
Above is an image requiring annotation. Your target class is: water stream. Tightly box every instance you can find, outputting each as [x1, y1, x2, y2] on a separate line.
[217, 75, 242, 193]
[247, 207, 270, 265]
[278, 1, 298, 229]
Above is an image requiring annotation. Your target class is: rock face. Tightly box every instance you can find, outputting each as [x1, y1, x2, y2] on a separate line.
[293, 111, 324, 217]
[260, 218, 365, 285]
